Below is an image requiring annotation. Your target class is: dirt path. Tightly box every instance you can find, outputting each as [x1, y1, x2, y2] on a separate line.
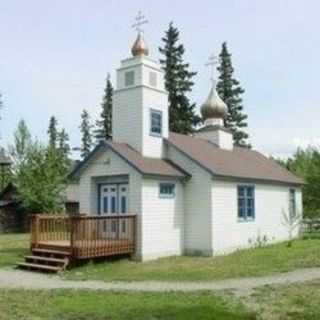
[0, 268, 320, 295]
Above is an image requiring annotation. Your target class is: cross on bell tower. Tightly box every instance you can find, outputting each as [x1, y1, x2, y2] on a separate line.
[131, 11, 149, 56]
[132, 11, 148, 35]
[205, 53, 219, 86]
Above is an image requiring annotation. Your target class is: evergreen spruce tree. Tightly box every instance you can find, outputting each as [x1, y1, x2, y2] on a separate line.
[159, 22, 200, 134]
[47, 116, 58, 149]
[79, 109, 92, 159]
[94, 74, 113, 142]
[57, 128, 70, 158]
[9, 119, 32, 167]
[216, 42, 249, 146]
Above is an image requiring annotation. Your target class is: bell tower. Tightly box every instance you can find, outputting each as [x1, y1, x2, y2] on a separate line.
[112, 12, 168, 158]
[195, 53, 233, 150]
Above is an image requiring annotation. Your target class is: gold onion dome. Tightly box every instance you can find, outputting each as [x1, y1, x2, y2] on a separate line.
[131, 33, 149, 56]
[201, 83, 227, 120]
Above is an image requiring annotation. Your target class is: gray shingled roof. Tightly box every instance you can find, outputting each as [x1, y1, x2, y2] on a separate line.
[166, 132, 303, 185]
[69, 141, 189, 179]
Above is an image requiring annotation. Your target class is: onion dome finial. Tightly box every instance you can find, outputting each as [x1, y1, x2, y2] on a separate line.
[131, 33, 149, 57]
[200, 81, 228, 121]
[131, 11, 149, 57]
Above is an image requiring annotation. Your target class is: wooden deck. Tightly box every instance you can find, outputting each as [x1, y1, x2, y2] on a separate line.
[30, 214, 136, 260]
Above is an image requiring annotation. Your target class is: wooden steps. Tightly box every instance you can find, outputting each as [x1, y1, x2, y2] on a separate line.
[32, 248, 70, 257]
[18, 262, 61, 272]
[17, 248, 70, 273]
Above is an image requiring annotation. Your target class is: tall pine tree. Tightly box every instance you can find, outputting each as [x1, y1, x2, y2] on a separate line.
[216, 42, 249, 146]
[79, 109, 93, 159]
[57, 128, 70, 158]
[47, 116, 58, 149]
[94, 74, 113, 142]
[159, 22, 200, 134]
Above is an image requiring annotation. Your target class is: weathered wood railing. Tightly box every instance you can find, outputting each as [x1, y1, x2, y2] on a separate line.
[31, 215, 71, 245]
[31, 214, 136, 259]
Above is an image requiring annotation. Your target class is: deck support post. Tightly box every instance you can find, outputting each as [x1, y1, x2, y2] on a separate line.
[70, 215, 76, 259]
[31, 214, 40, 249]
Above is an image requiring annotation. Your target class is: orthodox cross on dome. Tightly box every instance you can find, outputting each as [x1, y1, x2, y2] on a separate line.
[132, 11, 148, 34]
[205, 53, 219, 85]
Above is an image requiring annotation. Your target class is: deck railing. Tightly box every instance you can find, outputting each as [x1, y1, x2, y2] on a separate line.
[31, 215, 71, 245]
[31, 214, 136, 259]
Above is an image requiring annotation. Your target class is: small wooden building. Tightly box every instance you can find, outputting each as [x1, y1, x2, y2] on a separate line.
[0, 184, 28, 233]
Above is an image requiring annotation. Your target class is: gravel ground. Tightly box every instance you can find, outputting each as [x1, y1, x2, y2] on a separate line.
[0, 268, 320, 296]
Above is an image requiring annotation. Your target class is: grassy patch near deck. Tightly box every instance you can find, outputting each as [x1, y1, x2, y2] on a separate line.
[0, 233, 29, 267]
[64, 238, 320, 282]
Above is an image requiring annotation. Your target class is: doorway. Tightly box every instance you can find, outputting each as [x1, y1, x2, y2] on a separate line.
[99, 183, 129, 237]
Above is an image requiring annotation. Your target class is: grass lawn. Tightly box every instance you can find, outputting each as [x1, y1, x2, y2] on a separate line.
[64, 238, 320, 282]
[0, 290, 255, 320]
[1, 283, 320, 320]
[246, 280, 320, 320]
[0, 233, 29, 268]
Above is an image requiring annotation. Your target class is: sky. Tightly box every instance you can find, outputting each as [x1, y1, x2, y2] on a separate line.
[0, 0, 319, 159]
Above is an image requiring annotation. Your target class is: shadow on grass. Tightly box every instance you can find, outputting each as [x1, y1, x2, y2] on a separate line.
[70, 254, 131, 269]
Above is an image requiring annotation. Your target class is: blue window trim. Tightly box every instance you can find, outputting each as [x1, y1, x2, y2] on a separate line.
[289, 188, 296, 218]
[150, 109, 162, 137]
[159, 182, 175, 199]
[237, 185, 255, 222]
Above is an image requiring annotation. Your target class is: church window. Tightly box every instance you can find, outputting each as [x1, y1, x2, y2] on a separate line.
[237, 185, 255, 221]
[159, 183, 175, 198]
[150, 109, 162, 136]
[149, 71, 157, 87]
[289, 189, 296, 218]
[125, 70, 135, 86]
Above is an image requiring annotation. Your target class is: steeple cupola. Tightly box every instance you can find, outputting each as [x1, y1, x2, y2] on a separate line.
[200, 80, 227, 126]
[131, 11, 149, 57]
[131, 33, 149, 57]
[195, 53, 233, 150]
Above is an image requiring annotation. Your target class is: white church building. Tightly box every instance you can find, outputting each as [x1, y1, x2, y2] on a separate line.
[68, 30, 303, 261]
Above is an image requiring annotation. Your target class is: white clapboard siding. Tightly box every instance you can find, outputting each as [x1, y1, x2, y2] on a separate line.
[167, 145, 213, 255]
[211, 180, 303, 254]
[113, 87, 143, 154]
[139, 178, 184, 260]
[141, 88, 168, 158]
[65, 183, 80, 202]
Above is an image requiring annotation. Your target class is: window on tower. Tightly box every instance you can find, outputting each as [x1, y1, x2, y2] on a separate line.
[149, 71, 157, 87]
[125, 70, 135, 86]
[150, 109, 162, 137]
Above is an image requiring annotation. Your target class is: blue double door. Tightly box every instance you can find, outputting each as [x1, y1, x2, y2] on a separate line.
[99, 184, 128, 215]
[99, 184, 129, 237]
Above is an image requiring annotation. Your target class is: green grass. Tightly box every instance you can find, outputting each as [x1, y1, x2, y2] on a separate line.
[0, 233, 29, 267]
[302, 232, 320, 240]
[0, 290, 255, 320]
[64, 238, 320, 282]
[2, 283, 320, 320]
[246, 280, 320, 320]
